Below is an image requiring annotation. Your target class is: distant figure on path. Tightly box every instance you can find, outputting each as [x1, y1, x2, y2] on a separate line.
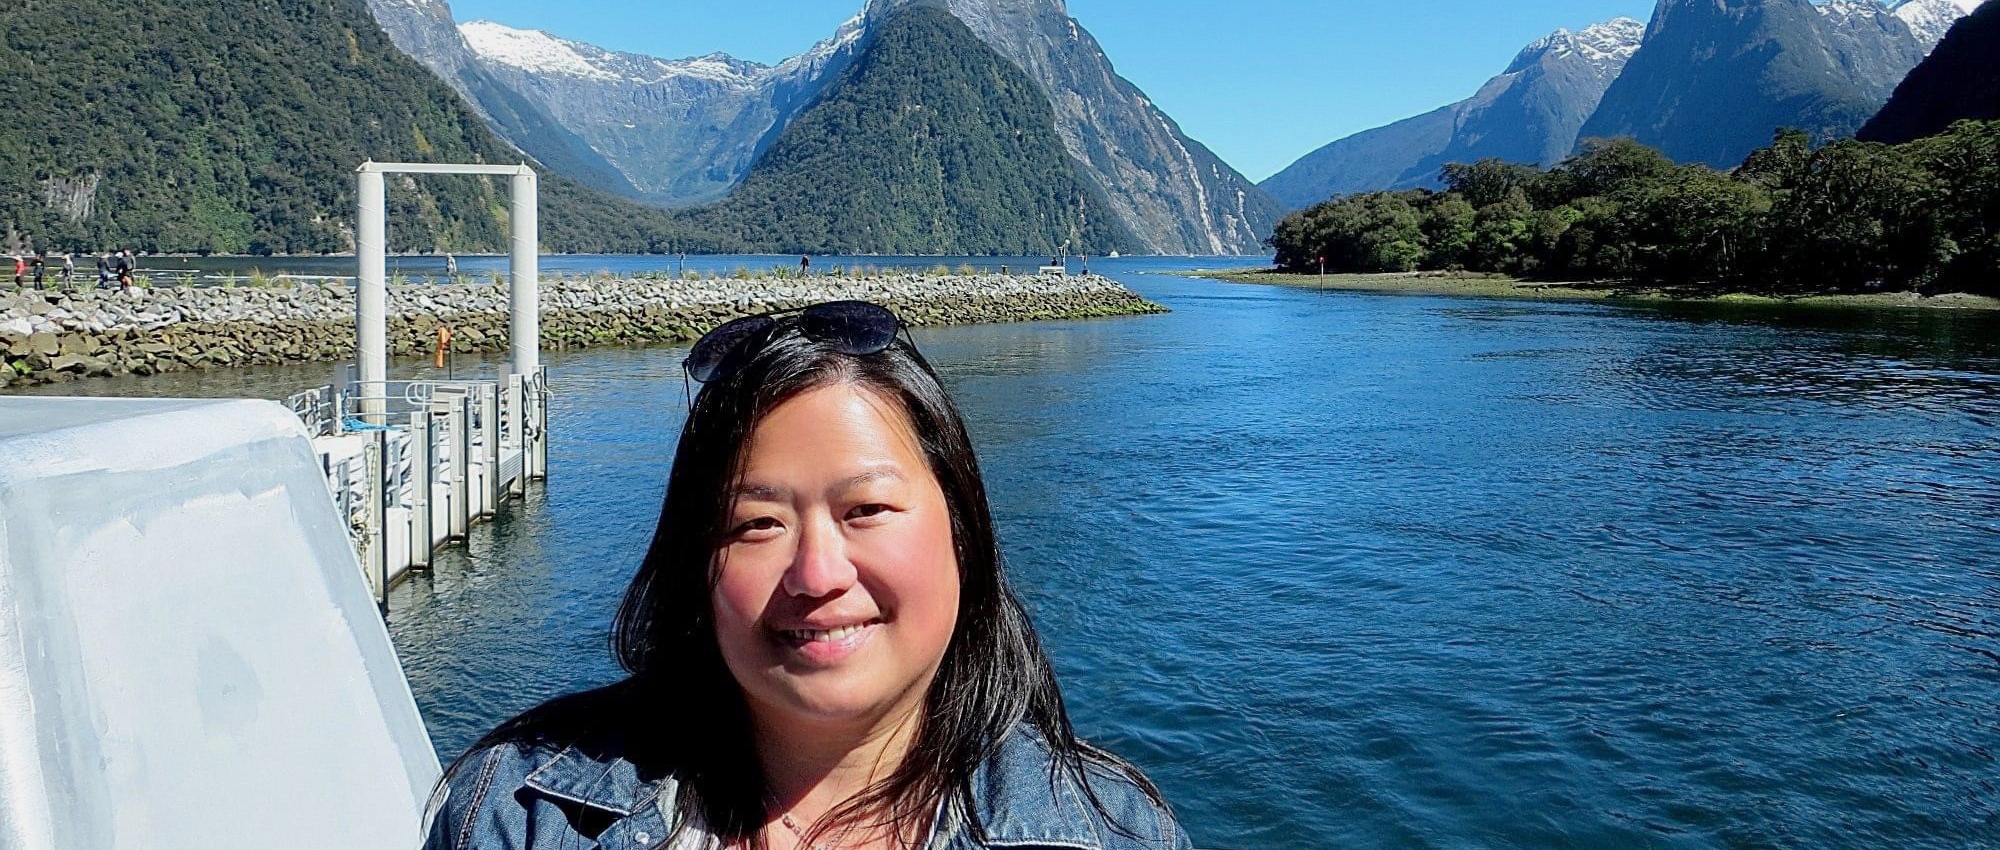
[799, 254, 811, 275]
[61, 253, 75, 288]
[445, 253, 457, 276]
[31, 252, 46, 289]
[95, 252, 111, 289]
[115, 249, 135, 291]
[10, 255, 23, 288]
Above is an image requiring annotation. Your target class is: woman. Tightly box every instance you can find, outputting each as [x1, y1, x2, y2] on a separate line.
[424, 301, 1187, 850]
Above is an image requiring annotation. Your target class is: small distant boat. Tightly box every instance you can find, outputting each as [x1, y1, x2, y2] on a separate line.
[1108, 250, 1121, 258]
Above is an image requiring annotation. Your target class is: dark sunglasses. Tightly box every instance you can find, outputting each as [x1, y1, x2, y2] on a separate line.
[683, 300, 909, 384]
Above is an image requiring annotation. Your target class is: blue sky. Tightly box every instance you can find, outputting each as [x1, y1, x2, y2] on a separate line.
[448, 0, 1659, 182]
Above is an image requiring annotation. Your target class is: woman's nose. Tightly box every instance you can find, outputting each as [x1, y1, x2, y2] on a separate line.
[782, 515, 856, 598]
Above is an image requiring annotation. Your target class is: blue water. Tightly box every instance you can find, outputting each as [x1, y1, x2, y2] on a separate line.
[29, 256, 1997, 847]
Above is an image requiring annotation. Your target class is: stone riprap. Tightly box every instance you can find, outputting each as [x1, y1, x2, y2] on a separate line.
[0, 273, 1164, 388]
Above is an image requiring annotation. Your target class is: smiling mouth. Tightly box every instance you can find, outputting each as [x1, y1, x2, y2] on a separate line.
[779, 619, 883, 644]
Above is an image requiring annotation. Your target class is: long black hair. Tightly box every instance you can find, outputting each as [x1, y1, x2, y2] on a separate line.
[448, 321, 1161, 846]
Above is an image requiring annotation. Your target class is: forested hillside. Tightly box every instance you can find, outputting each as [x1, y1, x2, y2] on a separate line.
[1267, 122, 2000, 296]
[686, 4, 1134, 255]
[0, 0, 690, 254]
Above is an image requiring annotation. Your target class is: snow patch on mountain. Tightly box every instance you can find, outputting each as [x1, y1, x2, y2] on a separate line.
[1817, 0, 1889, 26]
[1892, 0, 1986, 48]
[460, 21, 623, 81]
[461, 20, 776, 87]
[1511, 16, 1644, 75]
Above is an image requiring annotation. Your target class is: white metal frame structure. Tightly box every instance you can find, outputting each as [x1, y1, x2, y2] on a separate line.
[355, 162, 539, 418]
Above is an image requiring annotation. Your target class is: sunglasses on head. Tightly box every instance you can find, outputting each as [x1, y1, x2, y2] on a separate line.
[683, 300, 909, 384]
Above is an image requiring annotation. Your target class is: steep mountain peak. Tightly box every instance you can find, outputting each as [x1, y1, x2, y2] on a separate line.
[1263, 14, 1646, 208]
[1893, 0, 1987, 47]
[1581, 0, 1926, 167]
[1512, 16, 1644, 73]
[772, 13, 868, 77]
[853, 0, 1276, 253]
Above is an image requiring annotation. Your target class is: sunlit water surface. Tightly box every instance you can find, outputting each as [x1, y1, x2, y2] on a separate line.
[20, 256, 1998, 849]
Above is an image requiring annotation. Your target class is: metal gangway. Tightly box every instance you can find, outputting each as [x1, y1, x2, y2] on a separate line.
[286, 369, 550, 607]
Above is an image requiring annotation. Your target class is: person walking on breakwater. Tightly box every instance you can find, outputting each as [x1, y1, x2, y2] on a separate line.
[115, 249, 135, 291]
[9, 255, 22, 288]
[95, 252, 111, 289]
[445, 253, 457, 277]
[60, 253, 74, 289]
[423, 301, 1189, 850]
[800, 253, 811, 276]
[31, 252, 46, 289]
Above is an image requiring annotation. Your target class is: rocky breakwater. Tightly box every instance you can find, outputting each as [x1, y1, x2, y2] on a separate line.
[0, 272, 1164, 388]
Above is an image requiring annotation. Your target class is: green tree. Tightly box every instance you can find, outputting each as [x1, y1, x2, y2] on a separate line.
[1615, 167, 1770, 285]
[1761, 140, 1944, 292]
[1737, 128, 1814, 193]
[1550, 138, 1678, 203]
[1902, 120, 2000, 295]
[1268, 191, 1427, 272]
[1467, 188, 1534, 272]
[1419, 194, 1477, 270]
[1441, 159, 1542, 209]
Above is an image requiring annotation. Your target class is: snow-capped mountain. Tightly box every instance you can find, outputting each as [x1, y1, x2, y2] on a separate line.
[367, 0, 1276, 254]
[454, 17, 863, 205]
[364, 0, 861, 206]
[1580, 0, 1928, 169]
[1261, 17, 1645, 208]
[460, 23, 763, 87]
[1518, 17, 1647, 71]
[360, 0, 642, 198]
[1892, 0, 1986, 48]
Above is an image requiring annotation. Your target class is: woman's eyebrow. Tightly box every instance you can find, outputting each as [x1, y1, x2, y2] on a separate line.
[732, 482, 790, 501]
[837, 469, 907, 491]
[731, 470, 904, 502]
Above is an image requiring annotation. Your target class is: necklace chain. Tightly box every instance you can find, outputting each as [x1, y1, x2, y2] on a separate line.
[777, 811, 833, 850]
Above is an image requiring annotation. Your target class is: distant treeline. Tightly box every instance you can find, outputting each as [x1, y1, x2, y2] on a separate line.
[1268, 120, 2000, 296]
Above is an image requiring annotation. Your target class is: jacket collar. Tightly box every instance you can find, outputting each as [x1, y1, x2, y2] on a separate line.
[520, 725, 1102, 850]
[524, 743, 671, 817]
[964, 728, 1104, 850]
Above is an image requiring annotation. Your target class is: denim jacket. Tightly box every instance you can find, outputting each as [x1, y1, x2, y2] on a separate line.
[422, 724, 1190, 850]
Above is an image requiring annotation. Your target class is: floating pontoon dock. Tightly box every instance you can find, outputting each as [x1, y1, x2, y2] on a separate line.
[288, 369, 548, 606]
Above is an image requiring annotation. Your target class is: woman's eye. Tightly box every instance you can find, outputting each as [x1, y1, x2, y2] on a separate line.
[847, 504, 892, 521]
[730, 517, 782, 539]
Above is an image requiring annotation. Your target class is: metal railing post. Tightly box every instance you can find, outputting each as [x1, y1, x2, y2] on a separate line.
[451, 393, 471, 539]
[533, 365, 550, 480]
[506, 374, 526, 496]
[481, 383, 501, 516]
[409, 410, 432, 571]
[365, 430, 388, 610]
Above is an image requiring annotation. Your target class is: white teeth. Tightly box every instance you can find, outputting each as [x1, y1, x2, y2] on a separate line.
[788, 623, 868, 642]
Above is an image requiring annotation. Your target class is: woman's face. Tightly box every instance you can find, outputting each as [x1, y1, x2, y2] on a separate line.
[712, 382, 961, 732]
